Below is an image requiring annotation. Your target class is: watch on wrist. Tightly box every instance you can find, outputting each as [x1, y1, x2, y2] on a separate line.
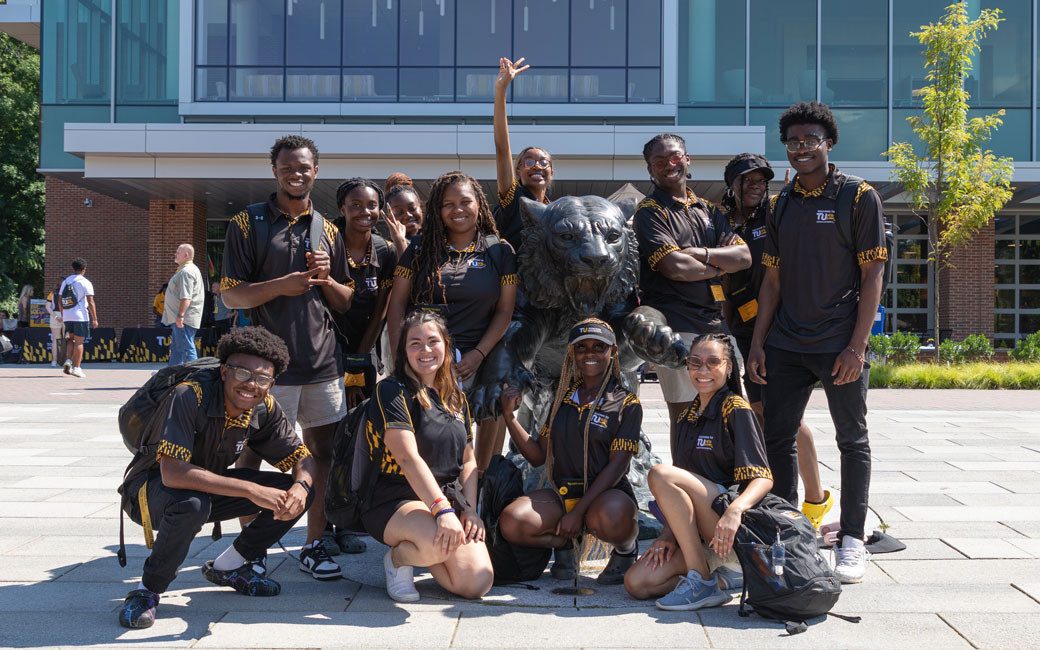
[294, 479, 312, 495]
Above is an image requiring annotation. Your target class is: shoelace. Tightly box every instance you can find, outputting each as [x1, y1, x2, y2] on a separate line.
[836, 546, 867, 565]
[308, 542, 333, 564]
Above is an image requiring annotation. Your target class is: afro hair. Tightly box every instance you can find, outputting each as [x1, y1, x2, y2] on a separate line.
[216, 326, 291, 377]
[778, 101, 839, 145]
[269, 134, 319, 166]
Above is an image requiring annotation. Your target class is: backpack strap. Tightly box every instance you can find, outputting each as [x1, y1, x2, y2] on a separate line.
[834, 174, 864, 256]
[245, 202, 271, 275]
[772, 182, 794, 232]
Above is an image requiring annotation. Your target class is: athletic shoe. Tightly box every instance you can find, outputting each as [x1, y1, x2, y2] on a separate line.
[596, 546, 637, 585]
[550, 545, 577, 581]
[70, 367, 86, 378]
[383, 549, 419, 602]
[834, 535, 870, 584]
[118, 588, 160, 628]
[655, 570, 731, 611]
[202, 560, 281, 596]
[321, 528, 341, 556]
[801, 490, 834, 530]
[298, 540, 342, 580]
[50, 360, 57, 368]
[336, 529, 367, 554]
[713, 565, 743, 591]
[62, 360, 72, 375]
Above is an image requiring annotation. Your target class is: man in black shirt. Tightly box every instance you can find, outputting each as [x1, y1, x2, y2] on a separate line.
[221, 135, 354, 579]
[117, 327, 317, 628]
[747, 102, 887, 584]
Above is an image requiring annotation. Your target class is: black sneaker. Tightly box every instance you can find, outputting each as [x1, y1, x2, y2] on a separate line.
[118, 589, 160, 628]
[298, 540, 342, 580]
[202, 560, 281, 596]
[550, 545, 577, 580]
[596, 546, 637, 585]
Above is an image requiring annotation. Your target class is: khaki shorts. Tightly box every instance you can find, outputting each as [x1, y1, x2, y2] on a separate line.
[656, 332, 745, 403]
[270, 377, 346, 429]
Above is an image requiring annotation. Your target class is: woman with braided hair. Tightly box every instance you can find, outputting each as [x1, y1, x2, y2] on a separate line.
[498, 319, 642, 585]
[623, 333, 772, 611]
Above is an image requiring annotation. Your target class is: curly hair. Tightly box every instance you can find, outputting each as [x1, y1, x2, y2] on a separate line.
[412, 171, 500, 304]
[721, 153, 772, 214]
[71, 258, 86, 272]
[642, 133, 687, 164]
[336, 177, 384, 211]
[778, 101, 839, 145]
[269, 134, 319, 166]
[216, 326, 291, 377]
[688, 333, 743, 398]
[393, 310, 467, 415]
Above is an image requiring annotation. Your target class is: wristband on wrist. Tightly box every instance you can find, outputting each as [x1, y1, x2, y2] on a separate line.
[474, 348, 486, 359]
[434, 508, 456, 519]
[294, 479, 312, 495]
[847, 345, 866, 364]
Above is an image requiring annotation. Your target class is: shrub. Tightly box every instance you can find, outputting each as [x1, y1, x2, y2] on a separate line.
[1010, 331, 1040, 362]
[868, 333, 893, 364]
[961, 334, 994, 362]
[888, 331, 921, 365]
[939, 338, 965, 365]
[868, 362, 1040, 389]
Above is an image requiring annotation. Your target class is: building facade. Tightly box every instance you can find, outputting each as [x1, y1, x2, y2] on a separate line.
[4, 0, 1040, 344]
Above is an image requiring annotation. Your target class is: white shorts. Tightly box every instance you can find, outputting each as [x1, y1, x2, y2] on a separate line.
[656, 332, 745, 403]
[270, 377, 346, 429]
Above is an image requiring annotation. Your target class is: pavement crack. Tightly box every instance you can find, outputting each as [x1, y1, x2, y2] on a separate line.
[936, 613, 979, 649]
[939, 538, 970, 559]
[190, 610, 229, 648]
[1012, 582, 1040, 606]
[447, 611, 462, 647]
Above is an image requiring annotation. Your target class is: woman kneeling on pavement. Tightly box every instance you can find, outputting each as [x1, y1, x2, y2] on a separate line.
[498, 319, 642, 585]
[624, 333, 773, 610]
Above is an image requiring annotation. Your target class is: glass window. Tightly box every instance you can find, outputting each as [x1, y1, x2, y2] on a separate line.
[196, 0, 227, 66]
[43, 0, 113, 104]
[749, 107, 787, 160]
[571, 0, 626, 68]
[571, 69, 626, 103]
[898, 239, 925, 260]
[995, 313, 1015, 333]
[995, 216, 1016, 235]
[456, 0, 511, 66]
[229, 68, 283, 101]
[456, 67, 498, 102]
[196, 67, 228, 101]
[830, 108, 886, 161]
[995, 239, 1015, 260]
[343, 68, 397, 101]
[286, 0, 341, 66]
[749, 0, 816, 107]
[513, 68, 568, 103]
[513, 0, 569, 68]
[1022, 217, 1040, 235]
[897, 214, 927, 235]
[628, 68, 661, 103]
[286, 68, 340, 101]
[399, 67, 453, 102]
[977, 0, 1029, 108]
[1021, 314, 1040, 333]
[995, 264, 1015, 284]
[678, 0, 744, 106]
[1022, 241, 1040, 260]
[343, 0, 397, 65]
[995, 289, 1015, 309]
[897, 288, 928, 309]
[893, 0, 947, 107]
[1021, 290, 1040, 310]
[229, 0, 284, 66]
[117, 0, 178, 105]
[399, 0, 455, 67]
[968, 108, 1030, 161]
[1021, 264, 1040, 284]
[628, 0, 662, 67]
[821, 0, 886, 107]
[896, 263, 926, 284]
[896, 313, 928, 332]
[678, 107, 747, 126]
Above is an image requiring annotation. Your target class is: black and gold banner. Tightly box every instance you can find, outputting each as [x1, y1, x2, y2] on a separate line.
[117, 328, 220, 363]
[9, 327, 118, 363]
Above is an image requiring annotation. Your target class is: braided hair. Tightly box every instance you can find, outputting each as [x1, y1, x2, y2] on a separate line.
[412, 171, 500, 304]
[336, 177, 384, 211]
[688, 333, 743, 398]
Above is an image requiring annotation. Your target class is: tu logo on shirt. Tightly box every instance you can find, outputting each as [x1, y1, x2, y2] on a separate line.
[235, 440, 246, 454]
[468, 258, 486, 269]
[696, 435, 713, 450]
[752, 226, 767, 240]
[365, 277, 378, 290]
[816, 210, 836, 224]
[590, 412, 609, 429]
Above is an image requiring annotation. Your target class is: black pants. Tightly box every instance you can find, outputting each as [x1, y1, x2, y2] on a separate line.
[128, 468, 313, 594]
[761, 345, 871, 540]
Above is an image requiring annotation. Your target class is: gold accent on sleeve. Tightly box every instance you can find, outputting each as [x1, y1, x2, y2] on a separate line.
[321, 219, 339, 247]
[648, 245, 680, 271]
[734, 465, 773, 482]
[761, 253, 780, 269]
[623, 392, 640, 408]
[538, 423, 550, 439]
[230, 211, 250, 238]
[220, 277, 242, 291]
[274, 444, 311, 472]
[498, 179, 519, 206]
[854, 182, 875, 207]
[721, 394, 752, 422]
[610, 438, 640, 454]
[769, 194, 779, 210]
[380, 278, 394, 290]
[394, 265, 414, 280]
[176, 381, 203, 407]
[636, 197, 666, 219]
[500, 273, 519, 286]
[156, 440, 191, 463]
[857, 246, 889, 265]
[264, 394, 274, 410]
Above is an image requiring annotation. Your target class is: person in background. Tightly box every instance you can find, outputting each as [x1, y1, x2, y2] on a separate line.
[153, 283, 168, 328]
[211, 282, 234, 337]
[162, 244, 206, 366]
[59, 257, 98, 379]
[16, 285, 33, 328]
[384, 181, 425, 257]
[45, 285, 64, 367]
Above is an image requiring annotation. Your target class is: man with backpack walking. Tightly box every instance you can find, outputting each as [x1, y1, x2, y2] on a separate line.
[747, 102, 888, 584]
[59, 257, 98, 378]
[116, 327, 317, 629]
[162, 244, 205, 365]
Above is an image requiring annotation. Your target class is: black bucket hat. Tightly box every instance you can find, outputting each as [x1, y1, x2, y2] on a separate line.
[724, 154, 775, 187]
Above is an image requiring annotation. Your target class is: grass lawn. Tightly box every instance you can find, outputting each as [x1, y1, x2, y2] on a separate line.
[869, 362, 1040, 389]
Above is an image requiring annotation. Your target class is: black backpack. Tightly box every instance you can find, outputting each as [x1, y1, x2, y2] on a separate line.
[60, 281, 78, 310]
[480, 454, 552, 584]
[325, 398, 380, 533]
[712, 489, 850, 633]
[773, 174, 896, 294]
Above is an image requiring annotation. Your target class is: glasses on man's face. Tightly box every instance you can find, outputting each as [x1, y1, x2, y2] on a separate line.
[522, 158, 551, 169]
[225, 364, 275, 388]
[686, 355, 726, 371]
[782, 136, 826, 153]
[651, 152, 686, 170]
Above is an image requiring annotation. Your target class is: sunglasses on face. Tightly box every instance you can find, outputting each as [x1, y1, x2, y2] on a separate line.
[522, 158, 552, 169]
[651, 152, 686, 170]
[686, 355, 727, 371]
[225, 364, 275, 388]
[782, 136, 827, 153]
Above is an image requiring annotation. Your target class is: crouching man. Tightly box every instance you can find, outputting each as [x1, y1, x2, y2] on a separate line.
[117, 326, 317, 628]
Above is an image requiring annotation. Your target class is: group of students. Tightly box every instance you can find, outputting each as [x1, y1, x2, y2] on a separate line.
[117, 57, 886, 629]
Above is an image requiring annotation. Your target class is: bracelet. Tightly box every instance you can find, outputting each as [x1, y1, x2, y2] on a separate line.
[704, 248, 711, 265]
[434, 508, 456, 519]
[473, 348, 486, 359]
[847, 345, 865, 364]
[430, 496, 448, 512]
[294, 479, 312, 495]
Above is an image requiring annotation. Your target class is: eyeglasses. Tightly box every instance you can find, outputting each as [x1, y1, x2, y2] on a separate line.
[522, 158, 551, 169]
[782, 136, 826, 153]
[225, 364, 275, 388]
[686, 356, 727, 371]
[651, 152, 686, 170]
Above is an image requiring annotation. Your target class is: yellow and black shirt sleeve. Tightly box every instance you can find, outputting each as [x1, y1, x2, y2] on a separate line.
[323, 217, 356, 287]
[498, 178, 520, 207]
[609, 391, 642, 455]
[155, 383, 203, 464]
[393, 241, 417, 281]
[722, 394, 773, 484]
[378, 242, 399, 291]
[221, 210, 255, 292]
[851, 182, 889, 266]
[762, 195, 782, 269]
[368, 378, 413, 476]
[495, 238, 520, 286]
[247, 395, 312, 472]
[634, 201, 681, 273]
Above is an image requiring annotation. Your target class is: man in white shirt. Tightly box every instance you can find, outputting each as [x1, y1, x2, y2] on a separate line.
[59, 257, 98, 378]
[162, 244, 206, 366]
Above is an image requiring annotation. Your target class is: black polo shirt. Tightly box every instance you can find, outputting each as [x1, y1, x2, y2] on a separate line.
[333, 233, 396, 352]
[634, 187, 740, 334]
[762, 166, 888, 353]
[674, 387, 771, 488]
[538, 376, 641, 484]
[366, 377, 473, 486]
[120, 374, 310, 496]
[494, 179, 550, 254]
[726, 203, 770, 340]
[394, 235, 518, 352]
[221, 194, 353, 385]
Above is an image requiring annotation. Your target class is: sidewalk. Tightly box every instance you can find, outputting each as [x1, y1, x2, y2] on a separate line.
[1, 364, 1039, 648]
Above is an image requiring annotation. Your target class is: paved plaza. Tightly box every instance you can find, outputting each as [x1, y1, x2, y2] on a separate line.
[1, 363, 1039, 649]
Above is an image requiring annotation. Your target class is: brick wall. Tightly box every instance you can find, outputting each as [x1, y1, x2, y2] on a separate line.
[147, 199, 208, 306]
[937, 220, 995, 340]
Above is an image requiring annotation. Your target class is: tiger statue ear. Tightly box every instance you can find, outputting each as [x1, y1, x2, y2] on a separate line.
[519, 196, 548, 230]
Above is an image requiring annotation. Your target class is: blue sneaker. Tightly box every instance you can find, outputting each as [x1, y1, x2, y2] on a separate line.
[713, 565, 743, 591]
[118, 588, 160, 628]
[655, 570, 731, 611]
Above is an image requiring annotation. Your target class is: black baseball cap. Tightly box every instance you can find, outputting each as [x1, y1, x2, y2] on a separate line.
[724, 154, 775, 187]
[568, 322, 616, 346]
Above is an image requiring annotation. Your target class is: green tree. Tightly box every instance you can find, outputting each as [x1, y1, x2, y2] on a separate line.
[884, 2, 1013, 360]
[0, 33, 45, 310]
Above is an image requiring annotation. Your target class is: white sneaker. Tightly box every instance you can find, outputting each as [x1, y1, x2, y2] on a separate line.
[50, 360, 57, 368]
[383, 549, 419, 602]
[70, 367, 86, 378]
[834, 535, 870, 584]
[62, 360, 72, 375]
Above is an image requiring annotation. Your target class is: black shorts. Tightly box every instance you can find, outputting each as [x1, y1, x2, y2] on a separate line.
[360, 476, 465, 545]
[734, 334, 762, 404]
[66, 321, 91, 339]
